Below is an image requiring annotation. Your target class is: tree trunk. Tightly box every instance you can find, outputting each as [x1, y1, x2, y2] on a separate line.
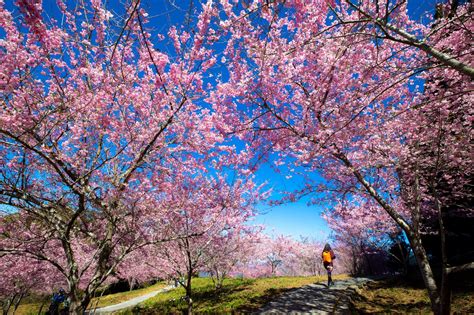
[2, 297, 11, 315]
[408, 233, 442, 315]
[351, 248, 358, 275]
[63, 237, 85, 314]
[68, 280, 88, 315]
[336, 151, 443, 314]
[67, 283, 78, 314]
[37, 300, 47, 315]
[81, 295, 92, 314]
[398, 241, 409, 276]
[13, 293, 25, 313]
[217, 271, 226, 290]
[69, 296, 83, 315]
[68, 295, 91, 315]
[440, 269, 451, 315]
[436, 197, 451, 315]
[361, 246, 373, 275]
[214, 270, 224, 290]
[185, 275, 193, 315]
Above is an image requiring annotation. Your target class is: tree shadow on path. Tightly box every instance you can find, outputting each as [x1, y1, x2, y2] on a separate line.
[255, 278, 371, 314]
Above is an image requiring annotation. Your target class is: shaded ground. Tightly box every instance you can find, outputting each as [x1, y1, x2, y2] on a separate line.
[257, 278, 372, 314]
[120, 276, 349, 314]
[350, 277, 474, 314]
[79, 276, 359, 314]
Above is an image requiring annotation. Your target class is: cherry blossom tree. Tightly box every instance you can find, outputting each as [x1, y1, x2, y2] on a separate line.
[1, 1, 471, 314]
[0, 254, 62, 314]
[145, 173, 262, 314]
[234, 235, 345, 278]
[240, 235, 306, 277]
[213, 1, 472, 313]
[0, 0, 231, 313]
[296, 238, 326, 276]
[114, 248, 163, 291]
[263, 235, 299, 276]
[203, 226, 262, 290]
[323, 198, 401, 275]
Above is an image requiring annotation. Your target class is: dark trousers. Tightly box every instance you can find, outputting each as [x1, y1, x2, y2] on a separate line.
[323, 262, 333, 285]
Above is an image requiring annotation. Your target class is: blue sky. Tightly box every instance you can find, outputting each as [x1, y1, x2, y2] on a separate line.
[254, 199, 331, 241]
[1, 0, 440, 241]
[248, 155, 332, 241]
[242, 0, 439, 241]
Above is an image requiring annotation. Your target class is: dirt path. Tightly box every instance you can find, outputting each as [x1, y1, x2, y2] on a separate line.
[86, 285, 175, 314]
[257, 278, 372, 314]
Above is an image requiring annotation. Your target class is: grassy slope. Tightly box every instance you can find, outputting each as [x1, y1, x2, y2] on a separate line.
[13, 282, 167, 315]
[89, 282, 167, 309]
[15, 275, 474, 314]
[351, 278, 474, 314]
[121, 274, 349, 314]
[12, 275, 474, 314]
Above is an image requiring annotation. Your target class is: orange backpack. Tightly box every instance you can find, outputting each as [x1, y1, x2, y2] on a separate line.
[322, 251, 332, 263]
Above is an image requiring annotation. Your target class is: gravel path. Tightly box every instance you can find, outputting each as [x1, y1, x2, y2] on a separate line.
[86, 285, 175, 314]
[256, 278, 372, 314]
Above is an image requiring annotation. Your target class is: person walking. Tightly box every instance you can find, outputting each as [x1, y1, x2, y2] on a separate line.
[322, 243, 336, 287]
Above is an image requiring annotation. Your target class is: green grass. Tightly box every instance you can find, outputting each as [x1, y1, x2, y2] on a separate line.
[351, 278, 474, 314]
[13, 275, 350, 314]
[12, 281, 167, 315]
[11, 298, 49, 315]
[89, 281, 167, 309]
[121, 274, 349, 314]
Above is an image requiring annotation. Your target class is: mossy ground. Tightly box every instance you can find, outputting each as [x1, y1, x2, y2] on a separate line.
[351, 277, 474, 314]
